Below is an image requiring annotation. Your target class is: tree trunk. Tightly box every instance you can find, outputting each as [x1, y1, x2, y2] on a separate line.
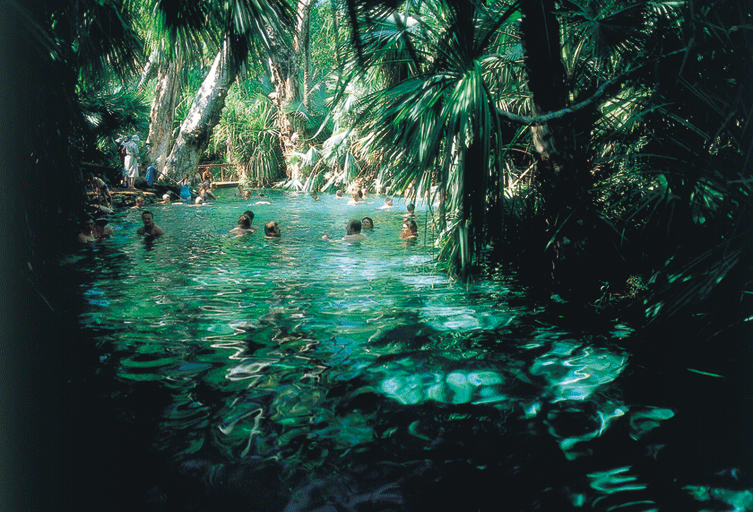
[268, 0, 313, 180]
[163, 38, 236, 180]
[146, 53, 183, 171]
[301, 0, 312, 112]
[520, 0, 595, 293]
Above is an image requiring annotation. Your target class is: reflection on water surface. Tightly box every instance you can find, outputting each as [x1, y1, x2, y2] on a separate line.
[69, 191, 751, 511]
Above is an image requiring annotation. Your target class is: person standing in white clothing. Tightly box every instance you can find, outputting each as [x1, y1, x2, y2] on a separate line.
[123, 135, 140, 189]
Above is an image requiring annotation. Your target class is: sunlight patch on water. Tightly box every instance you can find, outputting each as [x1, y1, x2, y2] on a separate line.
[587, 467, 656, 511]
[530, 343, 628, 401]
[629, 406, 675, 441]
[376, 362, 507, 406]
[685, 485, 753, 511]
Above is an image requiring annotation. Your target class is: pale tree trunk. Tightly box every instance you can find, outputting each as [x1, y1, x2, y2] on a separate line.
[146, 53, 183, 171]
[138, 51, 158, 90]
[163, 37, 237, 180]
[268, 0, 313, 181]
[301, 0, 312, 112]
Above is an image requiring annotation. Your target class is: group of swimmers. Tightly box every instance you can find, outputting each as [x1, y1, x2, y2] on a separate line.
[79, 187, 419, 244]
[230, 210, 280, 238]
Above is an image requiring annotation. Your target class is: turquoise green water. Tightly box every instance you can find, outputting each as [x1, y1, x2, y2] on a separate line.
[69, 191, 752, 511]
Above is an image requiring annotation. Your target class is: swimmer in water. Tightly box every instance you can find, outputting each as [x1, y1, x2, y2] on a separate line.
[242, 211, 260, 231]
[323, 219, 367, 242]
[132, 195, 144, 209]
[378, 197, 394, 209]
[92, 216, 114, 239]
[264, 221, 281, 238]
[77, 217, 96, 243]
[231, 214, 254, 235]
[400, 218, 418, 240]
[137, 210, 165, 237]
[347, 191, 362, 205]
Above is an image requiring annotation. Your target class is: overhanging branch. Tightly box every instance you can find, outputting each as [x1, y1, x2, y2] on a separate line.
[497, 49, 685, 125]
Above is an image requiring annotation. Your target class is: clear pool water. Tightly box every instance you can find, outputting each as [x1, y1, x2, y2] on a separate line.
[67, 190, 753, 511]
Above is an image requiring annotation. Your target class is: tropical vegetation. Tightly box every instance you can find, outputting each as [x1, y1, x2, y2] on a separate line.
[7, 0, 753, 342]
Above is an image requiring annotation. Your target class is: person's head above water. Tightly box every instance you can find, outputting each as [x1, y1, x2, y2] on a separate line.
[264, 221, 281, 238]
[346, 219, 362, 235]
[407, 203, 415, 214]
[401, 218, 418, 239]
[243, 211, 255, 223]
[237, 215, 251, 229]
[142, 210, 155, 226]
[82, 215, 95, 231]
[361, 217, 374, 229]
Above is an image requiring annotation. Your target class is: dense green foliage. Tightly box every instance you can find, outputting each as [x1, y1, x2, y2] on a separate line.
[3, 2, 752, 510]
[8, 0, 753, 337]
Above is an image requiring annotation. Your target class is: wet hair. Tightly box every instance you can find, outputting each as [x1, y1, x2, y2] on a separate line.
[237, 215, 251, 228]
[142, 210, 154, 219]
[361, 217, 374, 229]
[403, 219, 418, 234]
[407, 203, 415, 214]
[264, 221, 280, 237]
[243, 211, 255, 223]
[347, 219, 362, 234]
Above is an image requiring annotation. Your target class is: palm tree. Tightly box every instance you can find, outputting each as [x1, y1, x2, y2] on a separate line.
[344, 0, 521, 278]
[141, 0, 293, 179]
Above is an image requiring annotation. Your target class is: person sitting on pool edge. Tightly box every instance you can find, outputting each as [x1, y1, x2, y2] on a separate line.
[361, 217, 374, 229]
[137, 210, 165, 237]
[264, 221, 281, 238]
[400, 218, 418, 240]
